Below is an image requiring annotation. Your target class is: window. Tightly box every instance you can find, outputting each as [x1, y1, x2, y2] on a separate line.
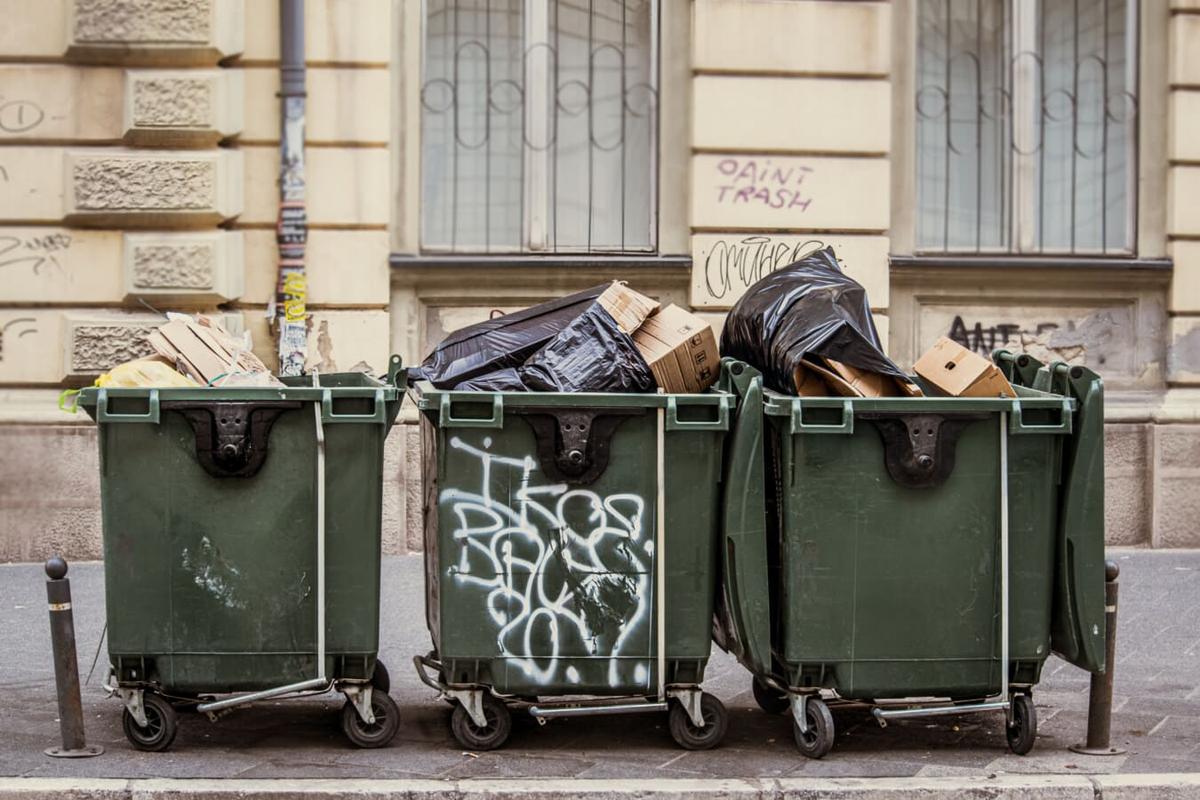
[420, 0, 658, 253]
[915, 0, 1138, 254]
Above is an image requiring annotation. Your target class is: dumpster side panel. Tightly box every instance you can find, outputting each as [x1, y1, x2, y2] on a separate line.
[433, 413, 657, 694]
[774, 408, 1059, 699]
[99, 387, 394, 693]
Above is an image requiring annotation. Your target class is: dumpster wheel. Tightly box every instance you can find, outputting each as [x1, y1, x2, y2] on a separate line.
[792, 696, 835, 759]
[451, 693, 512, 751]
[668, 692, 728, 751]
[340, 690, 400, 749]
[122, 692, 178, 752]
[752, 678, 790, 715]
[1006, 693, 1037, 755]
[371, 660, 391, 695]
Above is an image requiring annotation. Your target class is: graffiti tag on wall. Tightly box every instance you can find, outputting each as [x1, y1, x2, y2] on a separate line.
[441, 437, 652, 688]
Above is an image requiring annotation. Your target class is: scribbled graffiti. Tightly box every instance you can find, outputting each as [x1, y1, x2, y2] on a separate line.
[0, 317, 37, 362]
[0, 232, 71, 274]
[441, 436, 652, 688]
[180, 536, 247, 610]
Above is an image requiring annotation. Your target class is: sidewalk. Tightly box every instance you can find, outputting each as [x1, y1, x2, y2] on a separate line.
[1, 549, 1197, 784]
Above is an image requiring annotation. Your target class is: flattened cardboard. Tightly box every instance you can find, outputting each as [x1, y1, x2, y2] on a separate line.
[913, 336, 1014, 398]
[598, 281, 659, 334]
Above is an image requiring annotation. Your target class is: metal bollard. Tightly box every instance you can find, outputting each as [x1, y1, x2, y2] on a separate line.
[1070, 559, 1125, 756]
[44, 557, 103, 758]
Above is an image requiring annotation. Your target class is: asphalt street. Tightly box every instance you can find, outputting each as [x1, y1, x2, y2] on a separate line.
[1, 549, 1197, 780]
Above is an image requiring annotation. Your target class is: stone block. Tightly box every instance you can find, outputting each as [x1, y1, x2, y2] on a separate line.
[694, 77, 890, 154]
[241, 228, 389, 306]
[1167, 315, 1200, 384]
[244, 309, 390, 375]
[1104, 423, 1151, 546]
[0, 65, 124, 142]
[0, 309, 61, 384]
[123, 230, 244, 304]
[694, 0, 890, 76]
[241, 66, 389, 144]
[1151, 423, 1200, 547]
[691, 154, 890, 231]
[1171, 13, 1200, 87]
[0, 0, 70, 59]
[0, 425, 102, 562]
[65, 148, 243, 227]
[1168, 166, 1200, 236]
[62, 311, 163, 378]
[690, 234, 889, 310]
[124, 69, 243, 146]
[1169, 89, 1200, 163]
[67, 0, 244, 66]
[0, 227, 123, 303]
[381, 423, 409, 556]
[241, 0, 391, 65]
[1169, 241, 1200, 314]
[240, 144, 388, 226]
[1095, 774, 1200, 800]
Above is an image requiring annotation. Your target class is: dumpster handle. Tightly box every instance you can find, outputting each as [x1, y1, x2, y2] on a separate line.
[1008, 399, 1073, 435]
[439, 393, 504, 429]
[664, 395, 729, 431]
[96, 389, 160, 424]
[655, 401, 667, 701]
[321, 388, 386, 423]
[791, 399, 854, 435]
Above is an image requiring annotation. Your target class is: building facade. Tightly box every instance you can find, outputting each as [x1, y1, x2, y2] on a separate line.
[1, 0, 1197, 559]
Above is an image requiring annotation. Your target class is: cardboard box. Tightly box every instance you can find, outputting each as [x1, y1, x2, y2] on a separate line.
[633, 304, 719, 393]
[597, 281, 659, 334]
[797, 357, 925, 398]
[791, 362, 831, 396]
[913, 336, 1014, 398]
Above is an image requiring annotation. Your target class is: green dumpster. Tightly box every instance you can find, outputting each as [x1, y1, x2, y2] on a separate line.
[412, 381, 734, 751]
[714, 353, 1106, 758]
[78, 357, 406, 751]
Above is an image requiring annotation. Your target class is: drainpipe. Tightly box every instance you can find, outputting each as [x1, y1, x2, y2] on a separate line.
[273, 0, 308, 376]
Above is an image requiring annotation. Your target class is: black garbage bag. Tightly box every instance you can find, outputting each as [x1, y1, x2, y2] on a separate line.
[520, 303, 655, 393]
[410, 284, 608, 388]
[719, 246, 910, 394]
[458, 302, 656, 393]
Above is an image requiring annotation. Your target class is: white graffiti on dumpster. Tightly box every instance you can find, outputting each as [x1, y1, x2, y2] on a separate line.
[441, 436, 652, 688]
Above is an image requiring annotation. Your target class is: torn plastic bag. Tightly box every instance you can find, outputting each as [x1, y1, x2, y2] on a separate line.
[458, 302, 656, 394]
[519, 303, 655, 393]
[719, 245, 911, 394]
[409, 284, 608, 388]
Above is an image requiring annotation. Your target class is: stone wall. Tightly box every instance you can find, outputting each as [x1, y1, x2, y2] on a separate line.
[0, 0, 395, 561]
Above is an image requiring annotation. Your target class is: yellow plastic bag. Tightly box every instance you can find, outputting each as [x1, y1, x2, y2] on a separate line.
[95, 358, 199, 389]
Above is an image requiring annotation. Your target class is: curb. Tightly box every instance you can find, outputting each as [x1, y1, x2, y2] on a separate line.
[0, 775, 1198, 800]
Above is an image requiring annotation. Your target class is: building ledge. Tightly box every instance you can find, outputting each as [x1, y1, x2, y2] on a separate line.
[890, 255, 1173, 271]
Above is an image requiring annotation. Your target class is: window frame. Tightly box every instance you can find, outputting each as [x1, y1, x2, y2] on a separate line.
[890, 0, 1168, 263]
[393, 0, 688, 259]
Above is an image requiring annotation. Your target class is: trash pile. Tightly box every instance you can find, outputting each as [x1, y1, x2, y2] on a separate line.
[84, 314, 282, 394]
[417, 248, 1015, 399]
[413, 281, 720, 394]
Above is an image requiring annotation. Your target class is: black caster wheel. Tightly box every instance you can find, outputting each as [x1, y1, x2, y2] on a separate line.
[752, 678, 790, 715]
[371, 659, 391, 695]
[341, 690, 400, 748]
[122, 693, 178, 752]
[1006, 693, 1037, 755]
[450, 693, 512, 751]
[792, 696, 835, 759]
[668, 692, 729, 751]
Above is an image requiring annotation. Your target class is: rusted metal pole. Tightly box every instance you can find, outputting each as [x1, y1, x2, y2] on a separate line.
[1070, 559, 1124, 756]
[44, 557, 103, 758]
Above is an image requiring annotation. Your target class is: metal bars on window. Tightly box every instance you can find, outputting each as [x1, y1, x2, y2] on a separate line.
[420, 0, 658, 254]
[915, 0, 1138, 254]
